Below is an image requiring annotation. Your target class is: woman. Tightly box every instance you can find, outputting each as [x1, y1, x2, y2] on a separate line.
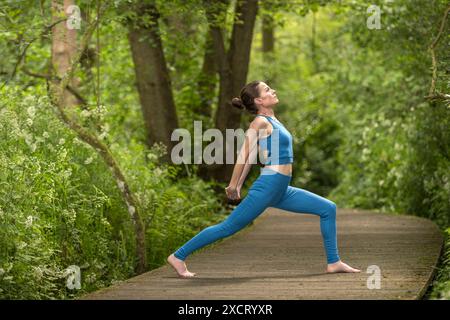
[167, 80, 361, 278]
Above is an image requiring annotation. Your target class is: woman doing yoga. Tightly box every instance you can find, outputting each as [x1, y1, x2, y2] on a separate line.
[167, 80, 361, 278]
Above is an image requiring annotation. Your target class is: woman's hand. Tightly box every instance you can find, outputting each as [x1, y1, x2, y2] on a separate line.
[225, 184, 241, 200]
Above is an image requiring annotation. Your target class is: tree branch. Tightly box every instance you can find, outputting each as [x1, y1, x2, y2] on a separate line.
[46, 3, 148, 274]
[1, 18, 67, 89]
[22, 67, 88, 106]
[426, 5, 450, 102]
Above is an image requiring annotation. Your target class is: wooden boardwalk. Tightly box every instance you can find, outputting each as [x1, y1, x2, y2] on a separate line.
[80, 208, 443, 300]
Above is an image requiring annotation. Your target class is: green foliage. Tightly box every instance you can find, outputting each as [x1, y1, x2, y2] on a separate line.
[0, 86, 135, 299]
[108, 139, 228, 270]
[427, 228, 450, 300]
[0, 0, 448, 300]
[0, 86, 227, 299]
[250, 0, 449, 227]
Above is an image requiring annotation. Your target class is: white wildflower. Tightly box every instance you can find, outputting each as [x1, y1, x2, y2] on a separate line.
[27, 106, 36, 118]
[23, 132, 33, 146]
[117, 180, 125, 191]
[68, 209, 77, 221]
[100, 217, 110, 228]
[80, 110, 91, 118]
[98, 131, 107, 140]
[42, 132, 50, 139]
[33, 266, 43, 280]
[84, 156, 93, 165]
[59, 148, 67, 160]
[26, 118, 33, 126]
[153, 168, 163, 177]
[17, 241, 27, 250]
[147, 153, 158, 161]
[101, 123, 110, 132]
[23, 95, 34, 105]
[25, 215, 34, 227]
[63, 168, 72, 179]
[58, 138, 65, 145]
[85, 273, 96, 284]
[93, 105, 107, 119]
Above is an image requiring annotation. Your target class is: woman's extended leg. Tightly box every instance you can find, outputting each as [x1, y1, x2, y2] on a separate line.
[168, 172, 290, 278]
[272, 186, 360, 273]
[173, 189, 276, 261]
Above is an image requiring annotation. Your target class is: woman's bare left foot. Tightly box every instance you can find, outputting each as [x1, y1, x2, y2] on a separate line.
[326, 260, 361, 273]
[167, 253, 197, 278]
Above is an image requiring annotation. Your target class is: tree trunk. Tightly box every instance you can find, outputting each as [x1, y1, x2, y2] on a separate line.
[127, 1, 179, 162]
[51, 0, 79, 107]
[262, 11, 275, 83]
[202, 0, 259, 183]
[262, 14, 274, 56]
[195, 32, 217, 118]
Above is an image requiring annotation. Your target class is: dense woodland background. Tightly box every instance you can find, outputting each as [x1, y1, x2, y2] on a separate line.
[0, 0, 449, 299]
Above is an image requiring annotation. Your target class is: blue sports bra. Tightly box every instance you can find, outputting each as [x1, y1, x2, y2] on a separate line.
[256, 115, 294, 165]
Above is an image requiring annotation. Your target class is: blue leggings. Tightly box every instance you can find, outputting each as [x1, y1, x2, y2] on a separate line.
[174, 167, 340, 264]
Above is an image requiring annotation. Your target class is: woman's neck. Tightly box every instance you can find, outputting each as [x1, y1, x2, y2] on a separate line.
[257, 109, 275, 117]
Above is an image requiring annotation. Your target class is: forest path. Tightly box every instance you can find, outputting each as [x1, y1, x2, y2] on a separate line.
[80, 208, 443, 300]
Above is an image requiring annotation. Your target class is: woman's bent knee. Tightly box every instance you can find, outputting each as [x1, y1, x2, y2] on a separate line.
[321, 201, 336, 219]
[329, 201, 337, 213]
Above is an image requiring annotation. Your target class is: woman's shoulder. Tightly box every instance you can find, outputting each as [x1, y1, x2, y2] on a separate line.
[250, 115, 269, 129]
[249, 115, 272, 138]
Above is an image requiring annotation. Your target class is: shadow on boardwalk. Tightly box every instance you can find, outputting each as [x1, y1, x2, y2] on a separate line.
[80, 208, 443, 300]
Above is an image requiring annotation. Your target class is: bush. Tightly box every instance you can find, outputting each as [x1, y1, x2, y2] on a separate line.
[0, 86, 227, 299]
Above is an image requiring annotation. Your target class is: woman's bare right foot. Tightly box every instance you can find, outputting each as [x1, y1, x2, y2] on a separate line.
[326, 260, 361, 273]
[167, 253, 197, 278]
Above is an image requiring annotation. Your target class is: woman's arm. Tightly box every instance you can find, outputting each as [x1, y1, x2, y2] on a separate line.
[237, 157, 252, 189]
[236, 130, 260, 190]
[225, 120, 263, 200]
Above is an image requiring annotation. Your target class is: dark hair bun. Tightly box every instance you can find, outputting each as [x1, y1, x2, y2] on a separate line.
[231, 97, 244, 110]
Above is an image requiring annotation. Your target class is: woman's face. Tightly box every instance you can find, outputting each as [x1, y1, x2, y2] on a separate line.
[255, 82, 278, 108]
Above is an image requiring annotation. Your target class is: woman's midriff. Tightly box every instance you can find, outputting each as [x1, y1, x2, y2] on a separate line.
[264, 164, 292, 176]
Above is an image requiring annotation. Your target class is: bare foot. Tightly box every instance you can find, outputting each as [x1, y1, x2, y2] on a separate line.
[167, 253, 197, 278]
[326, 260, 361, 273]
